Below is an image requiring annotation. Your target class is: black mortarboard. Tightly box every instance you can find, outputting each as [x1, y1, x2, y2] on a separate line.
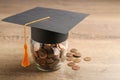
[2, 7, 88, 44]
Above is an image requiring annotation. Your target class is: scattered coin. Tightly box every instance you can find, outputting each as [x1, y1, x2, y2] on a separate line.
[73, 58, 81, 63]
[66, 48, 92, 71]
[66, 57, 73, 61]
[66, 52, 73, 57]
[73, 52, 81, 58]
[67, 62, 75, 67]
[84, 57, 91, 61]
[72, 65, 80, 70]
[70, 48, 77, 53]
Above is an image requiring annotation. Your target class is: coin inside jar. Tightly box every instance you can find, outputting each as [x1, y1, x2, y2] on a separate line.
[48, 59, 59, 68]
[46, 58, 54, 64]
[51, 44, 57, 47]
[43, 44, 54, 54]
[38, 59, 46, 66]
[34, 43, 40, 51]
[38, 50, 47, 59]
[34, 51, 39, 57]
[47, 53, 54, 58]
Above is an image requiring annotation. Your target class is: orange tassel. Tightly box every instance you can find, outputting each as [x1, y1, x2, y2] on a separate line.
[21, 43, 30, 67]
[21, 25, 30, 67]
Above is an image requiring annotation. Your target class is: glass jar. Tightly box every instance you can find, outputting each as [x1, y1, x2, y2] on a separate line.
[31, 40, 68, 71]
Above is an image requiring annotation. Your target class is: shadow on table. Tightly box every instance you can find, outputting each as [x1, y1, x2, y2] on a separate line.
[0, 61, 55, 76]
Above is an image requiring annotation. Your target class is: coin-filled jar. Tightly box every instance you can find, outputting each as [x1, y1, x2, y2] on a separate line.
[31, 40, 67, 71]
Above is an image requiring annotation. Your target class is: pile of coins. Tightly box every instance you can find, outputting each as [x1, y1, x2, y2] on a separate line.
[66, 48, 91, 70]
[31, 43, 65, 71]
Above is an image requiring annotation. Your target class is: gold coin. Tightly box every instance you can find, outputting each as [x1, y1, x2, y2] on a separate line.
[73, 58, 81, 63]
[34, 52, 39, 57]
[67, 62, 75, 67]
[66, 52, 73, 57]
[66, 57, 73, 61]
[73, 52, 81, 58]
[70, 48, 77, 53]
[39, 52, 47, 59]
[72, 65, 80, 70]
[83, 57, 91, 61]
[46, 58, 54, 64]
[38, 59, 46, 66]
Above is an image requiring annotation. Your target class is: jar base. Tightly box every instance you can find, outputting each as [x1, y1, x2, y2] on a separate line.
[36, 66, 60, 72]
[36, 63, 61, 72]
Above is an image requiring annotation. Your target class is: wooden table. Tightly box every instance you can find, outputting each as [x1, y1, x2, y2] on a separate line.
[0, 0, 120, 80]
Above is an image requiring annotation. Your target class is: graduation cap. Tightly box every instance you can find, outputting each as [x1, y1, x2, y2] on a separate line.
[2, 7, 88, 44]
